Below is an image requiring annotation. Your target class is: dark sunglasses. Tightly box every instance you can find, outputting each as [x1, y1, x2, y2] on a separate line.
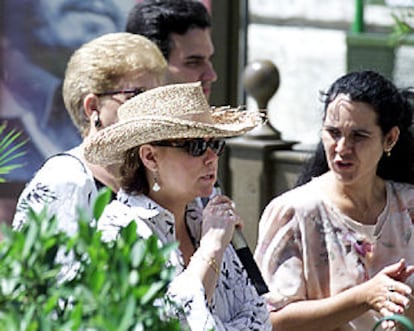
[95, 87, 145, 99]
[152, 138, 226, 157]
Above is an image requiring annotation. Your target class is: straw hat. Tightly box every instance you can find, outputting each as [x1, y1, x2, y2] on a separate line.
[84, 82, 264, 165]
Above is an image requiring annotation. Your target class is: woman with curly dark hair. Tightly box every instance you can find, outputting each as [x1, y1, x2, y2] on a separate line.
[255, 70, 414, 331]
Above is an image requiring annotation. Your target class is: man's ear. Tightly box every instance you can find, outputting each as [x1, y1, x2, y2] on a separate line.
[83, 93, 100, 118]
[139, 144, 159, 172]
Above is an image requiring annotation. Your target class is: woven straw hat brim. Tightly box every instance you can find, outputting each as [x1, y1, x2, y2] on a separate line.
[84, 114, 260, 165]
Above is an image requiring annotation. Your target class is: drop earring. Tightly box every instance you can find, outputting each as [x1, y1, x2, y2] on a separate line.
[93, 111, 102, 129]
[152, 173, 160, 192]
[385, 141, 394, 158]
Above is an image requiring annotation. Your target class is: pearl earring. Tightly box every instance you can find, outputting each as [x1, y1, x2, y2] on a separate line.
[152, 174, 160, 192]
[385, 141, 395, 158]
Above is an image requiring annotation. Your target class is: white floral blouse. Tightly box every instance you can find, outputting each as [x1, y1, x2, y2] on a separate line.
[98, 190, 271, 331]
[12, 146, 98, 282]
[13, 146, 97, 235]
[255, 177, 414, 331]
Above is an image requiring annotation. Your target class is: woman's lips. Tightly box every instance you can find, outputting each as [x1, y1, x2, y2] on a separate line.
[334, 159, 354, 170]
[200, 173, 216, 183]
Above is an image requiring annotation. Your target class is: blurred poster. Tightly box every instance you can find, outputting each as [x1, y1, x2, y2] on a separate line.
[0, 0, 136, 182]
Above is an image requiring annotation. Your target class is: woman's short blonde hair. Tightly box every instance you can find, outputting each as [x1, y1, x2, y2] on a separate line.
[62, 32, 167, 137]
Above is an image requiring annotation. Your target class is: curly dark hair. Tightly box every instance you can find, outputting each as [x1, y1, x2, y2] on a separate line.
[126, 0, 211, 59]
[296, 70, 414, 186]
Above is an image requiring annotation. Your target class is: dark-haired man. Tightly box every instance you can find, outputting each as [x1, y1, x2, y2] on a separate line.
[126, 0, 217, 99]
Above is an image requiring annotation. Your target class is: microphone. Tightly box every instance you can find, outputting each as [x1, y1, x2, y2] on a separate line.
[206, 189, 269, 295]
[231, 228, 269, 295]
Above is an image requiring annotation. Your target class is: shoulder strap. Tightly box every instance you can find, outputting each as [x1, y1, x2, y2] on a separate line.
[41, 152, 88, 174]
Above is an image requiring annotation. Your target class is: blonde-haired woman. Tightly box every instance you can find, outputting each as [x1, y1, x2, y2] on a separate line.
[13, 32, 166, 241]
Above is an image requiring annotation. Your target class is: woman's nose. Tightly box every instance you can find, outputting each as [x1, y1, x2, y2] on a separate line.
[204, 146, 219, 162]
[335, 136, 353, 154]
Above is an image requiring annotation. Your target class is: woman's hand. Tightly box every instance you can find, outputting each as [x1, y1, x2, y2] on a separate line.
[186, 195, 243, 302]
[361, 259, 413, 324]
[200, 194, 243, 252]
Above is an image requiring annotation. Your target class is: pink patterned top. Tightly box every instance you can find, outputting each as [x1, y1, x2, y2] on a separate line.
[255, 177, 414, 331]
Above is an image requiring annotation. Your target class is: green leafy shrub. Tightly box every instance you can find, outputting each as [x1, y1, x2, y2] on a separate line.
[0, 189, 182, 331]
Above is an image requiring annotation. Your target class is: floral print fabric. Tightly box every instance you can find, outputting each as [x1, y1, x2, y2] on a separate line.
[98, 191, 271, 331]
[255, 177, 414, 331]
[13, 147, 96, 235]
[12, 146, 98, 282]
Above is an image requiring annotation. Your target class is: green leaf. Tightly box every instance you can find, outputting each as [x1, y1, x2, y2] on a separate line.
[391, 8, 414, 42]
[129, 270, 139, 286]
[140, 281, 166, 305]
[67, 302, 83, 330]
[0, 123, 27, 180]
[22, 220, 38, 259]
[43, 294, 59, 314]
[90, 269, 105, 293]
[372, 314, 414, 331]
[119, 221, 138, 246]
[93, 188, 113, 220]
[118, 294, 136, 331]
[0, 128, 25, 157]
[130, 240, 146, 268]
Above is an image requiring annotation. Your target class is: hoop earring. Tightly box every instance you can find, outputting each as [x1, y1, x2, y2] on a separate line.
[93, 112, 102, 129]
[152, 173, 160, 192]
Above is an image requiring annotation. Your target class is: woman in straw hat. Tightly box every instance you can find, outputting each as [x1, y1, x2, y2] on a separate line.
[83, 82, 271, 330]
[13, 32, 167, 281]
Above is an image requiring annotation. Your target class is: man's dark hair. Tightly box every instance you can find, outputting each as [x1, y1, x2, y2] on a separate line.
[126, 0, 211, 59]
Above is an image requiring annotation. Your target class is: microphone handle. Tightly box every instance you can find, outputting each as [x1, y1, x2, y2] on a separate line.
[231, 229, 269, 295]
